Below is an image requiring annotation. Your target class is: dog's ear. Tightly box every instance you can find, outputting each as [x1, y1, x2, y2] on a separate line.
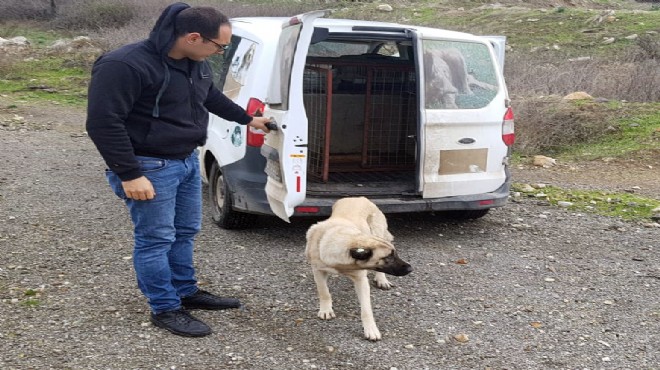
[350, 248, 373, 261]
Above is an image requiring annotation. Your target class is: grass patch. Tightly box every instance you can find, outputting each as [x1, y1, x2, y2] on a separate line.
[512, 183, 660, 222]
[0, 57, 89, 106]
[21, 298, 40, 307]
[558, 103, 660, 160]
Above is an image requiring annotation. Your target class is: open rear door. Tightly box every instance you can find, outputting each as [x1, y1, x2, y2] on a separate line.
[411, 29, 510, 199]
[261, 11, 327, 222]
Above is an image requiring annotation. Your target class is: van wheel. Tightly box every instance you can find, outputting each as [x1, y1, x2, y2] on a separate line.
[441, 209, 490, 220]
[208, 161, 256, 229]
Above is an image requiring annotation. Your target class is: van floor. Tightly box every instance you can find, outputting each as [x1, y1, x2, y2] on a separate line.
[306, 170, 416, 196]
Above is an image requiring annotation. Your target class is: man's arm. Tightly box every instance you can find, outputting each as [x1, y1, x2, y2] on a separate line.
[86, 60, 156, 200]
[86, 60, 143, 181]
[204, 84, 271, 132]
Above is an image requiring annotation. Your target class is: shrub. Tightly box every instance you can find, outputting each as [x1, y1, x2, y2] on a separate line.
[50, 1, 137, 30]
[505, 50, 660, 103]
[511, 96, 621, 155]
[0, 0, 55, 22]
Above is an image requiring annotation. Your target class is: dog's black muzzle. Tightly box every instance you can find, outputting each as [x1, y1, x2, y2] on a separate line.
[374, 253, 413, 276]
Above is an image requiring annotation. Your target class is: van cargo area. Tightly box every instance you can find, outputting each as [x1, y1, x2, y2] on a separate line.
[303, 56, 418, 196]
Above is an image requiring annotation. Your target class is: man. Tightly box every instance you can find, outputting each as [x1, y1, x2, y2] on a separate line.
[86, 3, 271, 337]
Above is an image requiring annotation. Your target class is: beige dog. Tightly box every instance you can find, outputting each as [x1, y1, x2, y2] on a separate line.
[305, 197, 412, 341]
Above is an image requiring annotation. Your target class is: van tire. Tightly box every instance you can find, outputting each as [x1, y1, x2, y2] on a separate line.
[209, 161, 256, 229]
[441, 209, 490, 220]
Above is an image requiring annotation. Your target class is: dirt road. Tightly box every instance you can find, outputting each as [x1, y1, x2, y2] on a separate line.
[0, 101, 658, 369]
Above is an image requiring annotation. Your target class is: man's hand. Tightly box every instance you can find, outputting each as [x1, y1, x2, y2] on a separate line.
[122, 176, 156, 200]
[247, 116, 272, 133]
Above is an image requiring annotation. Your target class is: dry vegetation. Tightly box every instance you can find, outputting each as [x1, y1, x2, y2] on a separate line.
[1, 0, 659, 155]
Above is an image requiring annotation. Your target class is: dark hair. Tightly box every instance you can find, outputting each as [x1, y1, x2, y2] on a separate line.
[174, 7, 229, 39]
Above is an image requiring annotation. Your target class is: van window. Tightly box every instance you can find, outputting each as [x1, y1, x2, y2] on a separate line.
[308, 41, 370, 57]
[208, 35, 258, 100]
[274, 23, 302, 110]
[422, 40, 498, 110]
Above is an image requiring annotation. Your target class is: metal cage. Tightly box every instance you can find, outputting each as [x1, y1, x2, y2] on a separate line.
[304, 57, 417, 183]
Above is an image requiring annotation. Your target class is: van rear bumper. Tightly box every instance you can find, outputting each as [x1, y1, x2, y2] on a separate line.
[225, 173, 510, 218]
[298, 181, 510, 217]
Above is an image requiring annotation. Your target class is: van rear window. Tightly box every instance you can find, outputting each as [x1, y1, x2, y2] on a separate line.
[422, 40, 498, 110]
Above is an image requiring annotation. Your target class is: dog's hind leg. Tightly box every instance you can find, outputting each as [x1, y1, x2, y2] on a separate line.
[373, 271, 393, 290]
[312, 268, 335, 320]
[347, 270, 381, 341]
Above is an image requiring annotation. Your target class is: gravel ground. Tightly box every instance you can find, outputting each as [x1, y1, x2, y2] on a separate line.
[0, 102, 658, 369]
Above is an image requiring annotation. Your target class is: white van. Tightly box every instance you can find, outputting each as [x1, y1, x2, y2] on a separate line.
[200, 11, 515, 228]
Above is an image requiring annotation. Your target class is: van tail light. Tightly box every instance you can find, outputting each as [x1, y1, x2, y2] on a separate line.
[246, 98, 266, 147]
[502, 106, 515, 146]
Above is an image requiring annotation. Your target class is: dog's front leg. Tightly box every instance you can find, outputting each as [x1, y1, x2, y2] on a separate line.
[348, 271, 381, 341]
[373, 271, 393, 290]
[312, 268, 335, 320]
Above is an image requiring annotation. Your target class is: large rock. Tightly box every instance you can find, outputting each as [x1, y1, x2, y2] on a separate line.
[0, 36, 29, 46]
[533, 155, 557, 168]
[563, 91, 593, 100]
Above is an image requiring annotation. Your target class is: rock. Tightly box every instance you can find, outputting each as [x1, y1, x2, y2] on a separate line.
[557, 201, 573, 208]
[531, 183, 546, 189]
[453, 333, 469, 343]
[563, 91, 593, 100]
[533, 155, 557, 168]
[625, 34, 638, 40]
[377, 4, 393, 12]
[0, 36, 29, 46]
[602, 37, 616, 44]
[568, 57, 591, 62]
[48, 36, 102, 54]
[519, 184, 536, 193]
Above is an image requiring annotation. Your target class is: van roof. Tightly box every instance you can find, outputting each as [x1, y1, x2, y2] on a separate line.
[231, 16, 481, 41]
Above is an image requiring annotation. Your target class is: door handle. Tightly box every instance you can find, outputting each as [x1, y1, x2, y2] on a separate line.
[265, 120, 278, 131]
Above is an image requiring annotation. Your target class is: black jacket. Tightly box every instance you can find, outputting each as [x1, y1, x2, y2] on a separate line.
[86, 2, 252, 181]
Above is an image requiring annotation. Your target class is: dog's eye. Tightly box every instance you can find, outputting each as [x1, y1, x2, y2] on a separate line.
[350, 248, 373, 261]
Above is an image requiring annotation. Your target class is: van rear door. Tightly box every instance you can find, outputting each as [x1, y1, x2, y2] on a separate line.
[411, 29, 510, 199]
[261, 11, 327, 222]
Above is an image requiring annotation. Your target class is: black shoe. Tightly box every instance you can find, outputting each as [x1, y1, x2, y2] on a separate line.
[181, 289, 241, 310]
[150, 309, 212, 337]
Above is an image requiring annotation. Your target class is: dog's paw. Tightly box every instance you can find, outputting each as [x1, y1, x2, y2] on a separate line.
[373, 274, 393, 290]
[318, 308, 336, 320]
[363, 324, 382, 341]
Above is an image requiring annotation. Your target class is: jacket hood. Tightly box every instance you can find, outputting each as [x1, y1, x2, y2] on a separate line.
[148, 2, 190, 118]
[148, 2, 190, 56]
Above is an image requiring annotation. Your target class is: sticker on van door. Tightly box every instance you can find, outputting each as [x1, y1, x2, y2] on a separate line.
[231, 125, 242, 146]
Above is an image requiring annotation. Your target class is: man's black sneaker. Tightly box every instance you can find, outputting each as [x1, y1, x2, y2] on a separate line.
[181, 289, 241, 310]
[150, 309, 212, 337]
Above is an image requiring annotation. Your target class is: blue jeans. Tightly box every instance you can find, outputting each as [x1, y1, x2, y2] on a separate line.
[106, 151, 201, 314]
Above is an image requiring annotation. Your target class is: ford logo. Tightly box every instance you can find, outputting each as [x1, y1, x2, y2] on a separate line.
[458, 138, 476, 144]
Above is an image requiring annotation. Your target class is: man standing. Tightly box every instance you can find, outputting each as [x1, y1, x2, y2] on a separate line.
[86, 3, 270, 337]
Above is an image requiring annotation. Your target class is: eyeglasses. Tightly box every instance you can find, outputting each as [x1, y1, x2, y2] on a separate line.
[201, 36, 230, 52]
